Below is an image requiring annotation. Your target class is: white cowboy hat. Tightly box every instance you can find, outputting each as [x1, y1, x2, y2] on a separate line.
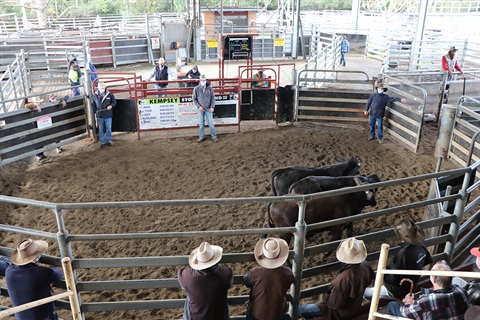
[188, 242, 223, 270]
[11, 239, 48, 266]
[254, 237, 289, 269]
[336, 237, 367, 264]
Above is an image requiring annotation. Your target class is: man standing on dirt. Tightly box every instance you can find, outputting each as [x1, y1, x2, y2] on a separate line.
[364, 82, 406, 144]
[339, 35, 350, 67]
[193, 74, 218, 143]
[92, 82, 116, 147]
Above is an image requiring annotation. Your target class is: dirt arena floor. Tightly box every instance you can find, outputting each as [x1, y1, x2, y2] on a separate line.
[0, 118, 458, 319]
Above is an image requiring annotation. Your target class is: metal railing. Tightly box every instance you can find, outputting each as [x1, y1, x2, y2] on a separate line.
[0, 161, 479, 318]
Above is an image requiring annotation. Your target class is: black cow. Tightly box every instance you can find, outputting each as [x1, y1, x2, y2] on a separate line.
[288, 174, 381, 195]
[270, 156, 362, 196]
[266, 189, 377, 245]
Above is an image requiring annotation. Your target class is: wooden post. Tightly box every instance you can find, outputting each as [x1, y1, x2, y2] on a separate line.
[61, 257, 82, 320]
[368, 243, 390, 320]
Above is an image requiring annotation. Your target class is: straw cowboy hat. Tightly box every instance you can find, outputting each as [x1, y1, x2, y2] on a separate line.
[336, 237, 367, 264]
[394, 219, 425, 245]
[11, 239, 48, 266]
[188, 242, 223, 270]
[254, 237, 289, 269]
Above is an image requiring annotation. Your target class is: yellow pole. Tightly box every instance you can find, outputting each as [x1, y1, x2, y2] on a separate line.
[61, 257, 82, 320]
[368, 243, 390, 320]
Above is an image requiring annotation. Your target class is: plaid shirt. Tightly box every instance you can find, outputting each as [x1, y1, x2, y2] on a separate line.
[400, 285, 468, 320]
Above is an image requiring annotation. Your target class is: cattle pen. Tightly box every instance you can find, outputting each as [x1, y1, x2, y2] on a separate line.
[0, 157, 479, 319]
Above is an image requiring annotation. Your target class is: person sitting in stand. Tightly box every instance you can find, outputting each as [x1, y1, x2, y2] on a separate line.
[252, 69, 269, 88]
[186, 65, 201, 87]
[387, 260, 468, 319]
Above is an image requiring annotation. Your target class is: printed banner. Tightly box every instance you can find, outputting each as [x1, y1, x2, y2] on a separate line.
[137, 95, 238, 130]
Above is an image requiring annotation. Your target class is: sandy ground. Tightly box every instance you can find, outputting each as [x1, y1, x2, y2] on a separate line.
[0, 118, 456, 319]
[0, 54, 459, 319]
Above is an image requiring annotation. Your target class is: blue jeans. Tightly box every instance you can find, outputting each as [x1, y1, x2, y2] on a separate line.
[340, 51, 346, 66]
[369, 116, 384, 140]
[98, 118, 112, 144]
[298, 303, 323, 319]
[387, 301, 402, 316]
[197, 108, 217, 139]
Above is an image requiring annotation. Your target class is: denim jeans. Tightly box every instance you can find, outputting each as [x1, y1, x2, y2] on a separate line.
[71, 86, 80, 96]
[98, 117, 112, 144]
[369, 116, 384, 140]
[340, 51, 346, 66]
[298, 303, 323, 319]
[364, 285, 396, 301]
[387, 301, 402, 316]
[197, 108, 217, 139]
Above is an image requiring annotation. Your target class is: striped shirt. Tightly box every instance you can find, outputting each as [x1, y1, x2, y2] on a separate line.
[400, 285, 468, 320]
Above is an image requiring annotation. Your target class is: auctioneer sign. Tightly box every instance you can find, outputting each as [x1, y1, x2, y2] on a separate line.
[137, 94, 239, 130]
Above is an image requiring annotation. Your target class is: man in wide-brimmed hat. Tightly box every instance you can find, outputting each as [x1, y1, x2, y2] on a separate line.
[364, 82, 406, 144]
[5, 238, 63, 320]
[244, 238, 294, 320]
[178, 242, 233, 320]
[364, 219, 432, 301]
[299, 237, 374, 320]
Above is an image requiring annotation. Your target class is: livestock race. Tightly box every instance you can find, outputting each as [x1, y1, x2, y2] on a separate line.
[2, 1, 480, 320]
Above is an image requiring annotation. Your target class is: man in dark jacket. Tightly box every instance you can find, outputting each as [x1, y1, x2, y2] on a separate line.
[244, 237, 294, 320]
[364, 219, 432, 301]
[192, 74, 218, 142]
[92, 82, 116, 147]
[364, 83, 406, 144]
[186, 65, 201, 87]
[5, 238, 63, 320]
[178, 242, 233, 320]
[299, 237, 375, 320]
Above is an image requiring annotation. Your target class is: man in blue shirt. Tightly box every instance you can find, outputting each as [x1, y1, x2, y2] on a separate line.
[5, 238, 63, 320]
[364, 83, 406, 144]
[339, 35, 350, 67]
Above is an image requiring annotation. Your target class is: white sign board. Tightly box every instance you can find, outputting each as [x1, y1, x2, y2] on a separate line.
[36, 116, 53, 129]
[138, 95, 238, 130]
[151, 37, 160, 49]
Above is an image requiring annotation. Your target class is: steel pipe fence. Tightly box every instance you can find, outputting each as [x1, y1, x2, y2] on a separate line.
[0, 162, 479, 318]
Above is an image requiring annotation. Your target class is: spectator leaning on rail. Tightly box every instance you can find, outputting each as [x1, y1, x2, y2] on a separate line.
[442, 46, 464, 82]
[244, 237, 294, 320]
[252, 69, 269, 88]
[178, 242, 233, 320]
[186, 65, 201, 87]
[192, 74, 218, 143]
[338, 35, 350, 67]
[387, 260, 468, 319]
[92, 82, 117, 147]
[364, 82, 406, 144]
[148, 57, 177, 91]
[298, 237, 374, 320]
[364, 219, 432, 301]
[5, 239, 63, 320]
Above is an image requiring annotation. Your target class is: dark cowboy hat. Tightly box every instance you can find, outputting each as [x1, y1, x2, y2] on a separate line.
[394, 219, 425, 245]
